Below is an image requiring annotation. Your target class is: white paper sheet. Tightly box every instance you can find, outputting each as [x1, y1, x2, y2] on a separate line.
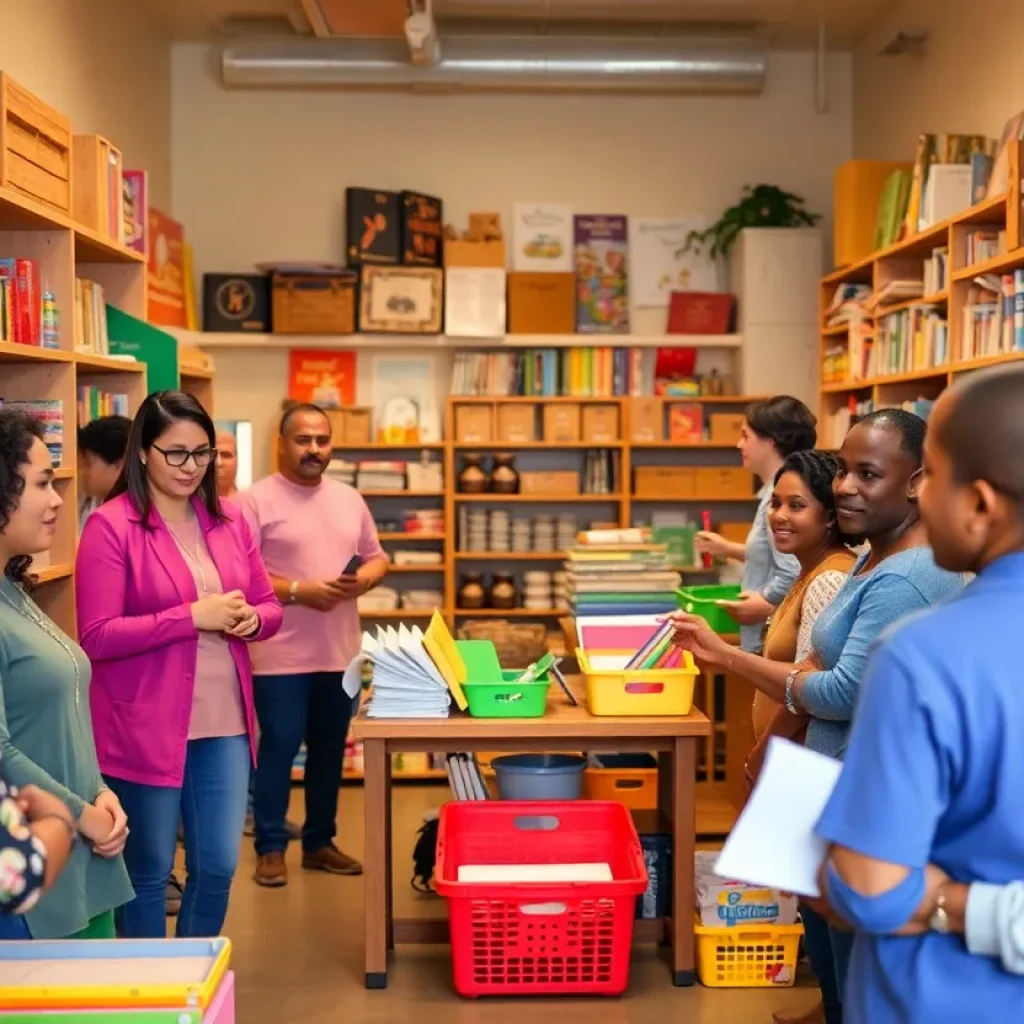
[714, 737, 842, 898]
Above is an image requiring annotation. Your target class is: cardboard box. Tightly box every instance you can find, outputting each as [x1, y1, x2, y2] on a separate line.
[507, 272, 576, 334]
[520, 470, 579, 496]
[629, 397, 663, 442]
[323, 407, 372, 444]
[634, 467, 696, 499]
[581, 403, 621, 443]
[444, 239, 506, 269]
[496, 403, 537, 443]
[668, 402, 704, 443]
[695, 851, 799, 929]
[543, 404, 581, 443]
[709, 413, 744, 446]
[454, 405, 493, 443]
[696, 467, 755, 499]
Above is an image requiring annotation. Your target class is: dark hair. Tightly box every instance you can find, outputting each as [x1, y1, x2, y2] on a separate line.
[745, 396, 817, 457]
[279, 402, 331, 437]
[0, 409, 46, 587]
[78, 415, 131, 465]
[774, 449, 856, 546]
[937, 365, 1024, 505]
[855, 408, 926, 467]
[108, 390, 225, 526]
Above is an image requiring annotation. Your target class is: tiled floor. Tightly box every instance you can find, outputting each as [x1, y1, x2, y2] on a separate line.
[209, 784, 817, 1023]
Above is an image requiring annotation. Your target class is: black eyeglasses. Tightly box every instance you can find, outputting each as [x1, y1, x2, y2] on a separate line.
[151, 444, 216, 469]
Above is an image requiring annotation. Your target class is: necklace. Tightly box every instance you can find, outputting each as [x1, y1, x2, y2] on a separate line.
[168, 523, 210, 596]
[0, 582, 81, 708]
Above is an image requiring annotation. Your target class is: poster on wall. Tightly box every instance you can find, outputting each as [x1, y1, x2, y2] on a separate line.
[146, 209, 187, 327]
[512, 202, 574, 272]
[574, 214, 630, 334]
[369, 354, 441, 443]
[287, 349, 357, 407]
[631, 217, 719, 308]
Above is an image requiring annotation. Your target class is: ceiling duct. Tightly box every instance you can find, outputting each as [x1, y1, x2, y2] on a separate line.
[221, 35, 766, 94]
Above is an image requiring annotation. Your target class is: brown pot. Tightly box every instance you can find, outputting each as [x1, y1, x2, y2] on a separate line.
[457, 454, 487, 493]
[488, 452, 520, 494]
[489, 571, 518, 610]
[458, 572, 486, 609]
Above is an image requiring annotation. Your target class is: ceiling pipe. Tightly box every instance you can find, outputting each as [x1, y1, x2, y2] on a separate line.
[221, 36, 767, 93]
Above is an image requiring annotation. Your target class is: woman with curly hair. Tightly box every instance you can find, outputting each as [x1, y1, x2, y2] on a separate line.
[0, 409, 133, 940]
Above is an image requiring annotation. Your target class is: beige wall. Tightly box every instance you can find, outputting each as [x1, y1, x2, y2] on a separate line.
[171, 44, 853, 470]
[853, 0, 1024, 158]
[0, 0, 172, 208]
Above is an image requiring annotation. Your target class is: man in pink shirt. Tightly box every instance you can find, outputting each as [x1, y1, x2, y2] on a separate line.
[238, 404, 388, 887]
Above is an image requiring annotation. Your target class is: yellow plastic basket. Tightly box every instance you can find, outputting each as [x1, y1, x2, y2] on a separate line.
[695, 919, 804, 988]
[575, 648, 698, 717]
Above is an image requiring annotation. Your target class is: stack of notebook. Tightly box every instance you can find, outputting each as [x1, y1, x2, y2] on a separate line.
[564, 540, 682, 617]
[360, 623, 453, 718]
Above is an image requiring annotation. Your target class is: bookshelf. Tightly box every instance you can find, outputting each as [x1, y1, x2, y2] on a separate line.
[0, 182, 153, 638]
[819, 143, 1024, 445]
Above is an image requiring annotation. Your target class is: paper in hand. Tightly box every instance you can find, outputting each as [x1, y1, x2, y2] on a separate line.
[713, 737, 842, 898]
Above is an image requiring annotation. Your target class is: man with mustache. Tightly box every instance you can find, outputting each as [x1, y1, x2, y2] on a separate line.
[238, 404, 387, 888]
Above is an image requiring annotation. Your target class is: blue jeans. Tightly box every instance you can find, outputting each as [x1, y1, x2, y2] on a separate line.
[252, 672, 354, 856]
[801, 902, 854, 1024]
[106, 734, 249, 938]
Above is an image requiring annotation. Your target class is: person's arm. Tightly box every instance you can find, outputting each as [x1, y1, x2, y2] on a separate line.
[353, 499, 389, 594]
[76, 515, 196, 662]
[814, 640, 954, 934]
[236, 512, 283, 642]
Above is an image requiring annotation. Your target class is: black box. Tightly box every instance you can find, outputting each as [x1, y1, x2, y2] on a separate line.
[202, 273, 271, 333]
[346, 187, 401, 266]
[636, 833, 672, 921]
[401, 190, 443, 267]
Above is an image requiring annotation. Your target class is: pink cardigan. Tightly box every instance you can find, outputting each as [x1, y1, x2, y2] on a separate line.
[76, 493, 283, 787]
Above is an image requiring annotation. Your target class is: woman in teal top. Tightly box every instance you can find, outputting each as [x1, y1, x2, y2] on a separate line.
[0, 409, 133, 939]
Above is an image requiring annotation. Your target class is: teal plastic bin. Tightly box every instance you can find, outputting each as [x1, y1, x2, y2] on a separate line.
[677, 583, 742, 633]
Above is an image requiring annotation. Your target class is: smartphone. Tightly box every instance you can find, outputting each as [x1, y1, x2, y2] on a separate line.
[340, 555, 363, 578]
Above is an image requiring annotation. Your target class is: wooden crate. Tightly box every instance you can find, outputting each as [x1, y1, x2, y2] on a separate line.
[72, 133, 123, 241]
[272, 273, 356, 334]
[0, 73, 72, 214]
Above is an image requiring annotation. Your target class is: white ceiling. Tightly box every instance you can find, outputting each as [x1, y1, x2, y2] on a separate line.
[134, 0, 893, 49]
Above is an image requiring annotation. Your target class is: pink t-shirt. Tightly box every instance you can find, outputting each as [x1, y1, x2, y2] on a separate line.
[165, 519, 247, 740]
[238, 474, 385, 676]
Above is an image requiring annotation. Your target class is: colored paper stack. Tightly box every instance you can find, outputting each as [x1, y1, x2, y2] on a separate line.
[564, 541, 681, 617]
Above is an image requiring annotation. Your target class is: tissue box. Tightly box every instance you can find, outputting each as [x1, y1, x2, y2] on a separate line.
[694, 851, 799, 928]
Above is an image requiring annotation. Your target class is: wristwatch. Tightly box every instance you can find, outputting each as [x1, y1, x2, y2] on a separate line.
[288, 580, 299, 604]
[929, 883, 951, 933]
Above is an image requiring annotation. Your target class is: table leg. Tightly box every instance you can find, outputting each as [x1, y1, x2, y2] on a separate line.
[669, 736, 697, 987]
[384, 758, 394, 951]
[363, 739, 389, 989]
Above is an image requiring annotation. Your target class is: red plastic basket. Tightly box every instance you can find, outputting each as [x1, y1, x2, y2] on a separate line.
[434, 800, 648, 998]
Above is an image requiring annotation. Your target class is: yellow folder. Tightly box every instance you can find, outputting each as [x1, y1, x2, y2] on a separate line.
[423, 611, 469, 711]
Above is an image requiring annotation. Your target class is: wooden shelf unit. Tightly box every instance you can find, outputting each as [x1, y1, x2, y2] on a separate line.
[819, 144, 1024, 446]
[0, 184, 156, 637]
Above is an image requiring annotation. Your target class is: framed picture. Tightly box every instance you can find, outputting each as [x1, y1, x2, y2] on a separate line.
[359, 267, 443, 334]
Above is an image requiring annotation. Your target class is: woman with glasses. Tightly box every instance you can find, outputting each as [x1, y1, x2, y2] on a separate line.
[75, 391, 282, 938]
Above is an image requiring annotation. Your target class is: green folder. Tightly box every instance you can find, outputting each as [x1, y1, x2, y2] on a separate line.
[106, 306, 180, 392]
[453, 639, 503, 683]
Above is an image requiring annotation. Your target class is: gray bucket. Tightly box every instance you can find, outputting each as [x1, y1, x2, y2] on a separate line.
[491, 753, 586, 801]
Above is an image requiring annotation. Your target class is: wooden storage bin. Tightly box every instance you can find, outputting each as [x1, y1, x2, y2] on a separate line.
[444, 239, 506, 268]
[272, 274, 356, 334]
[634, 467, 696, 499]
[326, 407, 372, 444]
[0, 73, 72, 215]
[496, 402, 537, 443]
[709, 413, 744, 445]
[696, 467, 754, 498]
[629, 397, 663, 442]
[507, 272, 575, 334]
[581, 404, 620, 443]
[520, 470, 579, 496]
[72, 134, 123, 241]
[543, 404, 581, 443]
[454, 405, 493, 443]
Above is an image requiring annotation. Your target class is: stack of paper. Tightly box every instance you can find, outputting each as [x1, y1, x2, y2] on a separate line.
[358, 624, 453, 719]
[565, 542, 681, 617]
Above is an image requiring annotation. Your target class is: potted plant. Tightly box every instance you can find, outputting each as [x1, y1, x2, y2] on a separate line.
[679, 184, 821, 260]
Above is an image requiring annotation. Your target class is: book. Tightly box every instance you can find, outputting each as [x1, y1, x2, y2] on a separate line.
[147, 208, 187, 327]
[123, 170, 148, 256]
[512, 202, 574, 272]
[574, 214, 629, 334]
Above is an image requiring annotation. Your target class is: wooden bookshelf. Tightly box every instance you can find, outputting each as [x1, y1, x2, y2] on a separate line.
[819, 142, 1024, 445]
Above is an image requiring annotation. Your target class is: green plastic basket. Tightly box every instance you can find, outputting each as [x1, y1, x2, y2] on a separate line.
[462, 670, 551, 718]
[677, 583, 743, 633]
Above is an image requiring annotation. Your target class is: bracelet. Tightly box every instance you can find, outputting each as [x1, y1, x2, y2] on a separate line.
[784, 670, 801, 715]
[288, 580, 299, 604]
[35, 813, 78, 844]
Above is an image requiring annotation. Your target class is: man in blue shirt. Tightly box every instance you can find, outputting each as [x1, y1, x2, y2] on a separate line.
[815, 364, 1024, 1021]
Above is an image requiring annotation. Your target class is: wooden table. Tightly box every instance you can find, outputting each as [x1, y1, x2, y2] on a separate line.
[350, 678, 711, 991]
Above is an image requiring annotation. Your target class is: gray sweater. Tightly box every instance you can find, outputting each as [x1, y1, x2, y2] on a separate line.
[0, 577, 133, 937]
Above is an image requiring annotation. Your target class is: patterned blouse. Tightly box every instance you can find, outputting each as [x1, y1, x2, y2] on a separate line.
[0, 756, 47, 915]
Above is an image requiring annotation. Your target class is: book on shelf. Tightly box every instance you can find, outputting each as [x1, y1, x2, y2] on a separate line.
[869, 279, 924, 310]
[0, 400, 64, 466]
[959, 271, 1024, 361]
[823, 396, 935, 450]
[75, 279, 110, 354]
[825, 284, 870, 327]
[964, 228, 1006, 266]
[123, 170, 148, 257]
[0, 259, 45, 346]
[870, 305, 948, 376]
[450, 347, 658, 397]
[923, 247, 948, 294]
[78, 387, 129, 425]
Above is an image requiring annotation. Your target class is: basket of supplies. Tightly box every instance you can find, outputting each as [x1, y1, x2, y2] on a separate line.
[676, 583, 742, 633]
[575, 648, 698, 716]
[695, 919, 804, 987]
[434, 800, 648, 998]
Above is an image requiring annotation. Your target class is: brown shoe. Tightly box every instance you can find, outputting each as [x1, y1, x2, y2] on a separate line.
[302, 844, 363, 876]
[254, 851, 288, 887]
[772, 1002, 825, 1024]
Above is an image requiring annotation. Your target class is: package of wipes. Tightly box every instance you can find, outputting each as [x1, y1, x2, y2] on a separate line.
[694, 851, 799, 928]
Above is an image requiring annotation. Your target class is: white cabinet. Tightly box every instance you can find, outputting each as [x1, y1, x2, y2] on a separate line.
[730, 228, 822, 409]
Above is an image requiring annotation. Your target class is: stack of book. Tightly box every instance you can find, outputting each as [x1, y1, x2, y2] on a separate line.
[565, 535, 681, 617]
[0, 399, 64, 466]
[355, 460, 405, 491]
